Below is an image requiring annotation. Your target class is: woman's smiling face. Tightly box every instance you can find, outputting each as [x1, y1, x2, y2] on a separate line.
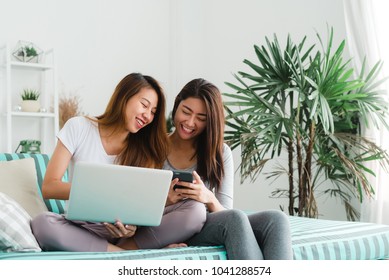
[124, 87, 158, 133]
[173, 97, 207, 140]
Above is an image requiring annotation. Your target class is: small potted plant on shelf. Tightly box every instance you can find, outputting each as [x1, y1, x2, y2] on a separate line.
[12, 41, 43, 63]
[20, 89, 41, 112]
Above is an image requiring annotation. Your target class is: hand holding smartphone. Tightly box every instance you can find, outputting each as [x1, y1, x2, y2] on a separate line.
[172, 171, 193, 190]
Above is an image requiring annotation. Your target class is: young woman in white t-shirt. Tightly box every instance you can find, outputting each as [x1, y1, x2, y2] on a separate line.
[31, 73, 206, 252]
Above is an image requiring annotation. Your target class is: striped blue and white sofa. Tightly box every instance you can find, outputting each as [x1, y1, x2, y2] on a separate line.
[1, 153, 389, 260]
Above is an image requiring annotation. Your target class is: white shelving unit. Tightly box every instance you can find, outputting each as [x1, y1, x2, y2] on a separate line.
[0, 43, 59, 154]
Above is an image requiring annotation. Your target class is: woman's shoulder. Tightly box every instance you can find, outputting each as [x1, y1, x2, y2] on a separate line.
[59, 116, 97, 138]
[222, 143, 233, 162]
[64, 116, 95, 128]
[222, 143, 232, 154]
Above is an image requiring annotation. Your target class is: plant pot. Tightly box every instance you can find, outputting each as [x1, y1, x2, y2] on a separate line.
[14, 54, 40, 63]
[20, 100, 40, 112]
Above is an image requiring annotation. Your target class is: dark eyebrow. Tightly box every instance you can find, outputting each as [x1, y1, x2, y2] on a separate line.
[182, 105, 207, 117]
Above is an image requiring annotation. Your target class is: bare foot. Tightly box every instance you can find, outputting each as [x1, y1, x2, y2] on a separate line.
[164, 243, 188, 249]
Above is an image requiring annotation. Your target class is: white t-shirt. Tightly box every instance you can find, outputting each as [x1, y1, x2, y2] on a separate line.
[57, 116, 117, 181]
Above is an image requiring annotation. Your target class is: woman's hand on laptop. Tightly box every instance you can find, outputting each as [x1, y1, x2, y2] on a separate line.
[104, 220, 137, 238]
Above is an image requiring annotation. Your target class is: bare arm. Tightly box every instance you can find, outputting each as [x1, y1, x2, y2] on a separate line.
[42, 140, 73, 200]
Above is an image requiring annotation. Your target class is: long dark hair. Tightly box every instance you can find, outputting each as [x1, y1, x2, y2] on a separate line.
[94, 73, 169, 168]
[172, 78, 225, 190]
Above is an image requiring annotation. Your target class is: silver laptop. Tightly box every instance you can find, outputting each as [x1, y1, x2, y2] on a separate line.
[65, 161, 173, 226]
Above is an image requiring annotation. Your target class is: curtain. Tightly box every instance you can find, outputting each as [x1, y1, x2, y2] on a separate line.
[343, 0, 389, 225]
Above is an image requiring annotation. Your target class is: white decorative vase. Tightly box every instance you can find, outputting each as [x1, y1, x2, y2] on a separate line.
[20, 100, 40, 112]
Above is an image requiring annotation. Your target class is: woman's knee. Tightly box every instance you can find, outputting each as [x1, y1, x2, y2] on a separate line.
[203, 209, 251, 236]
[221, 209, 249, 226]
[268, 210, 289, 226]
[31, 212, 108, 251]
[227, 209, 248, 219]
[249, 210, 290, 231]
[180, 199, 207, 233]
[31, 212, 64, 249]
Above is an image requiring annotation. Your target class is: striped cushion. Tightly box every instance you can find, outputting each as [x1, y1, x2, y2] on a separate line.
[0, 246, 227, 260]
[0, 153, 66, 214]
[290, 216, 389, 260]
[0, 193, 41, 252]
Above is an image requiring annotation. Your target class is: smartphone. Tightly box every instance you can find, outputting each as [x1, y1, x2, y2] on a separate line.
[172, 170, 193, 190]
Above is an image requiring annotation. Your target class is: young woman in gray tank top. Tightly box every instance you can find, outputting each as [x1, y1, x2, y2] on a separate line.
[164, 78, 293, 260]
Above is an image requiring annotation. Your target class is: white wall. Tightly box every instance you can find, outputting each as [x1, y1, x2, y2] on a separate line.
[0, 0, 355, 220]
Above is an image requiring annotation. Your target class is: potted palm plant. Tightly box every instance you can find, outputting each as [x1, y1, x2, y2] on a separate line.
[224, 27, 389, 221]
[20, 89, 41, 112]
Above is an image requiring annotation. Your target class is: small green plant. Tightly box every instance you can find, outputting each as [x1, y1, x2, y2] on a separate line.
[21, 89, 40, 101]
[17, 46, 38, 58]
[24, 46, 38, 57]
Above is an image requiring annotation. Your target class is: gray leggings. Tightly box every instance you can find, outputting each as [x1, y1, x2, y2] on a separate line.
[31, 199, 206, 251]
[186, 209, 293, 260]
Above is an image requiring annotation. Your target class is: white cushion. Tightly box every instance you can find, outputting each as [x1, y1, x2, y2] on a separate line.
[0, 157, 47, 218]
[0, 192, 41, 252]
